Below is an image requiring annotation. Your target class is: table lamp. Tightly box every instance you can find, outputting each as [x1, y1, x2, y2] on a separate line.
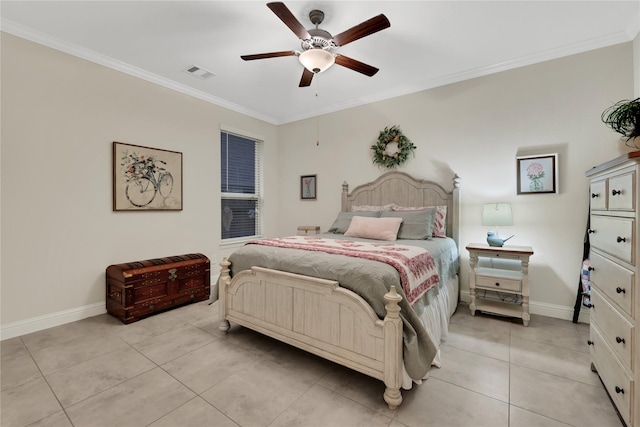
[481, 203, 514, 247]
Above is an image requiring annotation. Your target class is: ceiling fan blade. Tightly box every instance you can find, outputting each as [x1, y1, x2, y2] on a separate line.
[334, 55, 379, 77]
[299, 68, 314, 87]
[241, 51, 297, 61]
[267, 2, 311, 40]
[332, 14, 390, 46]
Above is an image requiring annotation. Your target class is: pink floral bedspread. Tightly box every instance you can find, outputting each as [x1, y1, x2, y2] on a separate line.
[247, 236, 440, 305]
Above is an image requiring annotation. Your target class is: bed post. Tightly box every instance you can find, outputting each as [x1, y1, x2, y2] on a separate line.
[341, 181, 349, 212]
[218, 258, 231, 333]
[382, 286, 403, 409]
[452, 174, 461, 258]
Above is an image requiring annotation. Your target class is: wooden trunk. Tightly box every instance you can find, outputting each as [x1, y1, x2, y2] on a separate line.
[106, 253, 210, 324]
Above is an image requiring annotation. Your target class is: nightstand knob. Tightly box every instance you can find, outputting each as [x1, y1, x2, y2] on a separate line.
[615, 386, 624, 394]
[617, 236, 626, 243]
[494, 282, 500, 287]
[588, 229, 596, 234]
[591, 193, 599, 198]
[587, 340, 594, 346]
[616, 287, 626, 294]
[616, 336, 625, 344]
[612, 189, 622, 196]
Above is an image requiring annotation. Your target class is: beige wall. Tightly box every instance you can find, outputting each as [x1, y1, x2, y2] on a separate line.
[0, 32, 636, 337]
[0, 33, 279, 336]
[276, 43, 634, 320]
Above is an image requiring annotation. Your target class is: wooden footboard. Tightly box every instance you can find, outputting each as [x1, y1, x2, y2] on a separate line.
[218, 258, 404, 409]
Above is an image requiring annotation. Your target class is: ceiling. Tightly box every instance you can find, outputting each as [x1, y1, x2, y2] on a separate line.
[2, 1, 639, 125]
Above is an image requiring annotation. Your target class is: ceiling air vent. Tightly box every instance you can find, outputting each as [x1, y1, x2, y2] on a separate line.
[184, 65, 215, 80]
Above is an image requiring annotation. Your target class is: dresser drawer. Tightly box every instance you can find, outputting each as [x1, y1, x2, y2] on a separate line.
[590, 325, 633, 426]
[608, 171, 635, 212]
[589, 215, 634, 265]
[590, 251, 635, 317]
[590, 178, 607, 211]
[591, 287, 634, 371]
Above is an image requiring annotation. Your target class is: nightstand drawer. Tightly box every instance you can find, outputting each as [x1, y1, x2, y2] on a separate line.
[591, 287, 634, 371]
[476, 275, 522, 293]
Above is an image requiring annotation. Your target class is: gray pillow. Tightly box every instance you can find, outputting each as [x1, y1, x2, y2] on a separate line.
[328, 211, 381, 234]
[381, 207, 436, 240]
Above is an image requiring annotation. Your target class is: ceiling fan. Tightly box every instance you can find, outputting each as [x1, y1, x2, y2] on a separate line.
[241, 2, 391, 87]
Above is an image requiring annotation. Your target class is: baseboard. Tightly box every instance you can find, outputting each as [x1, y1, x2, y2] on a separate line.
[1, 289, 590, 341]
[459, 290, 591, 324]
[1, 302, 106, 341]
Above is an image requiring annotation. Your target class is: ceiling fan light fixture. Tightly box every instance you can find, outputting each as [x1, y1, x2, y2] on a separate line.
[299, 49, 335, 74]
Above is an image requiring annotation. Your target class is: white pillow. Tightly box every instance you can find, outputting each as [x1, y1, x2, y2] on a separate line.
[344, 216, 403, 241]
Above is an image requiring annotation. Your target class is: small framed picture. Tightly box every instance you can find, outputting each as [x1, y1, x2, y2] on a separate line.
[517, 154, 558, 195]
[300, 175, 317, 200]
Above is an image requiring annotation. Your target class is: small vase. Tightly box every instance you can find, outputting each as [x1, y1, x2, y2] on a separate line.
[529, 178, 543, 192]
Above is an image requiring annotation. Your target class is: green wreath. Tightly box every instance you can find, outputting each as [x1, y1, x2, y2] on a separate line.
[371, 125, 416, 169]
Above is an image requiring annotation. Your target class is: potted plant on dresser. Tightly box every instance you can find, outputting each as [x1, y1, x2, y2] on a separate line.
[601, 97, 640, 147]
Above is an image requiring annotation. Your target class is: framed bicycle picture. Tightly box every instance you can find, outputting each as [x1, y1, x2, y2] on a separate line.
[113, 141, 183, 211]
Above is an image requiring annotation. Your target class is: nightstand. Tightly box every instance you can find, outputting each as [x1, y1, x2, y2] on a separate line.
[297, 226, 320, 236]
[466, 243, 534, 326]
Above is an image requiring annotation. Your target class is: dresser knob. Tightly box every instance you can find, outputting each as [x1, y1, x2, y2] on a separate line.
[615, 386, 624, 394]
[588, 229, 596, 234]
[616, 287, 626, 294]
[591, 193, 599, 198]
[612, 189, 621, 196]
[587, 340, 594, 345]
[495, 282, 500, 287]
[617, 236, 626, 243]
[616, 336, 626, 344]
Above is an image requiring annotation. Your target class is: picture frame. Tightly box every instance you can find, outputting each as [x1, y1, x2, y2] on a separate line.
[517, 153, 558, 195]
[113, 141, 183, 211]
[300, 175, 317, 200]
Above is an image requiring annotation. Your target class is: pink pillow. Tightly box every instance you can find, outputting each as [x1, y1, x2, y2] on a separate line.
[392, 205, 447, 238]
[344, 216, 403, 241]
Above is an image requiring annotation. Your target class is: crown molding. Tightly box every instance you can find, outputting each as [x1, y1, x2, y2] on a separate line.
[2, 18, 635, 126]
[1, 19, 279, 125]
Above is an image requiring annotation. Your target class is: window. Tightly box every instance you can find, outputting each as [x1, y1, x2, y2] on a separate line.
[221, 131, 263, 241]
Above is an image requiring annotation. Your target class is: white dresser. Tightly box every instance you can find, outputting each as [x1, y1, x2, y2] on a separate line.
[586, 151, 640, 427]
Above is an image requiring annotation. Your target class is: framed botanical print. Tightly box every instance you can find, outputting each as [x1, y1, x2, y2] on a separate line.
[300, 175, 317, 200]
[517, 153, 558, 195]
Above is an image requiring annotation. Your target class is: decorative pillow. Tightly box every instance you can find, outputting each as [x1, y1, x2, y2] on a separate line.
[381, 207, 437, 240]
[328, 211, 381, 234]
[392, 205, 447, 238]
[351, 203, 397, 212]
[344, 216, 403, 241]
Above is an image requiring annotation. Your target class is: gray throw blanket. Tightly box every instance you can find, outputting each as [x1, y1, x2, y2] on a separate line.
[228, 235, 442, 381]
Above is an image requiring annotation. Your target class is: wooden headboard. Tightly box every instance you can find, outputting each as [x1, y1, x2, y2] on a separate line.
[341, 171, 461, 248]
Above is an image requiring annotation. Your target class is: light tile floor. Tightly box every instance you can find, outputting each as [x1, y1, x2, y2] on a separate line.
[1, 301, 623, 427]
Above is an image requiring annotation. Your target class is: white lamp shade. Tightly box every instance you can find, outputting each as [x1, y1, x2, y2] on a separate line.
[481, 203, 513, 226]
[299, 49, 335, 74]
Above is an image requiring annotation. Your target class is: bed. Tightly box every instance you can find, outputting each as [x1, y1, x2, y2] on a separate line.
[218, 171, 460, 409]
